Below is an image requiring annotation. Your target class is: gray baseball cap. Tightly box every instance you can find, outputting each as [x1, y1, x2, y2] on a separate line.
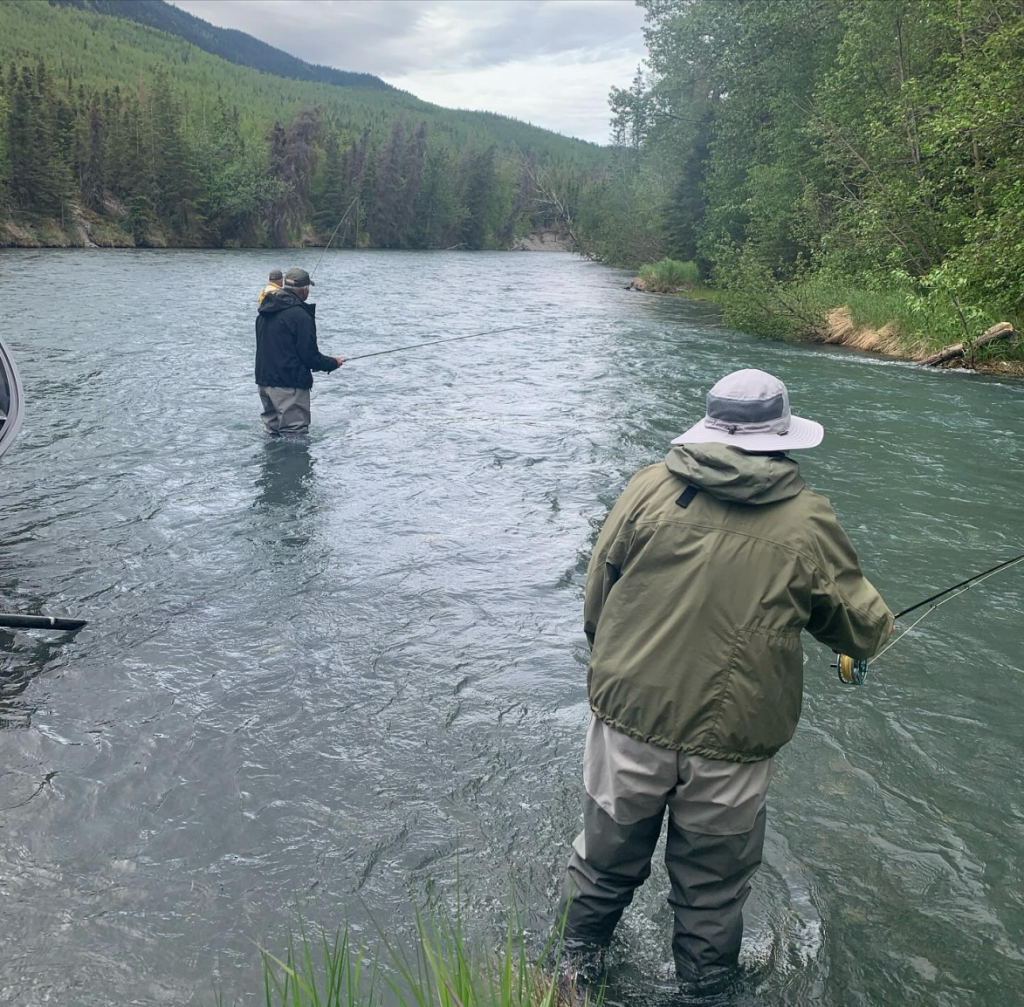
[284, 267, 314, 288]
[672, 368, 824, 451]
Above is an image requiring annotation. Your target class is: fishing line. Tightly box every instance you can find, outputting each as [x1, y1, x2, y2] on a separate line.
[344, 324, 539, 362]
[309, 193, 360, 280]
[342, 323, 705, 364]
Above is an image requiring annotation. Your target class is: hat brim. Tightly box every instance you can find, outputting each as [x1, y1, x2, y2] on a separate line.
[671, 414, 824, 451]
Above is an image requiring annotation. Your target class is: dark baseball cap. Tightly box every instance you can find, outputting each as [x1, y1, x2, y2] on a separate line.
[284, 267, 314, 288]
[269, 269, 283, 281]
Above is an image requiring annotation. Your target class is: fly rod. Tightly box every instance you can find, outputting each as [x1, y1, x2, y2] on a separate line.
[834, 551, 1024, 685]
[0, 613, 87, 631]
[893, 553, 1024, 620]
[344, 324, 538, 362]
[309, 193, 360, 281]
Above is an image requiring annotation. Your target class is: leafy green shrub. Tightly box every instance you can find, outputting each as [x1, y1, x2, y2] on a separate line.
[711, 247, 826, 340]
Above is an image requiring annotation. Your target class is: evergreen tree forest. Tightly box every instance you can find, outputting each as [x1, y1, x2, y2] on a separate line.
[578, 0, 1024, 346]
[0, 0, 604, 249]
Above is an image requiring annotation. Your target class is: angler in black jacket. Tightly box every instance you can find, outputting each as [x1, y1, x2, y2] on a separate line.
[255, 267, 344, 434]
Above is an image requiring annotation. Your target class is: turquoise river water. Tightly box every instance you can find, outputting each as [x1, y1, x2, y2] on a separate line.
[0, 249, 1022, 1005]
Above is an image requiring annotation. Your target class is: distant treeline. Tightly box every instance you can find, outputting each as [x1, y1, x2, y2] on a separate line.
[0, 60, 582, 249]
[581, 0, 1024, 341]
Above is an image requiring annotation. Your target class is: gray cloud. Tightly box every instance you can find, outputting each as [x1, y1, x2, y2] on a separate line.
[173, 1, 644, 75]
[170, 0, 645, 141]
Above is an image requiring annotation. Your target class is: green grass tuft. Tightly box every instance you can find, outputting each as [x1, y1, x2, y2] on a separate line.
[236, 903, 599, 1007]
[637, 258, 699, 293]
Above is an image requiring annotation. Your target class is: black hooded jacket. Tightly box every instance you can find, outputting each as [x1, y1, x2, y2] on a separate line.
[255, 289, 339, 389]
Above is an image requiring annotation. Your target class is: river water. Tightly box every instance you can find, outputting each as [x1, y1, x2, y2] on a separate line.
[1, 249, 1022, 1006]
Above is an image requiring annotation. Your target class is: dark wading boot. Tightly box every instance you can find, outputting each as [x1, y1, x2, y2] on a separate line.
[674, 962, 746, 1001]
[554, 938, 608, 1006]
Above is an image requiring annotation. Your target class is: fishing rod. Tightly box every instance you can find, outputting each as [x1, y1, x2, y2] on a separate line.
[0, 613, 87, 631]
[344, 324, 538, 362]
[343, 318, 680, 364]
[309, 193, 360, 281]
[893, 553, 1024, 620]
[834, 552, 1024, 685]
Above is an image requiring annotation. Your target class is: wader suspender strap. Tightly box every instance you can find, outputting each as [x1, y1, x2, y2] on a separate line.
[675, 484, 699, 509]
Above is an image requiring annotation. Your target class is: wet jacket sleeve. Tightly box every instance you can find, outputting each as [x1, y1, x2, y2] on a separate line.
[805, 504, 893, 660]
[583, 485, 637, 649]
[291, 313, 340, 373]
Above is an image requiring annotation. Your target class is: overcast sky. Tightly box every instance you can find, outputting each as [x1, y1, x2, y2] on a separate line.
[170, 0, 646, 143]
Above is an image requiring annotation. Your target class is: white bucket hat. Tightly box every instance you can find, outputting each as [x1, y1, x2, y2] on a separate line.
[672, 368, 824, 451]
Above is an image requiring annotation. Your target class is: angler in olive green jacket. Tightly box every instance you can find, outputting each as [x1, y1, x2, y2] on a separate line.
[559, 369, 893, 988]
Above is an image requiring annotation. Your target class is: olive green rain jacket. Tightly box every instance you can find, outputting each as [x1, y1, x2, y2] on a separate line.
[585, 444, 893, 763]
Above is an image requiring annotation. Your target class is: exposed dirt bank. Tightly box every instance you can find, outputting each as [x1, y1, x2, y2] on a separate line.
[509, 229, 575, 252]
[816, 307, 1023, 377]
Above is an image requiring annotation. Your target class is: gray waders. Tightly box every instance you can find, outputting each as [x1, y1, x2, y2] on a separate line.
[558, 717, 771, 981]
[259, 386, 312, 435]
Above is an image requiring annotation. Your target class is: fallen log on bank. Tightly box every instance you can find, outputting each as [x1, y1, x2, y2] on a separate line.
[920, 322, 1015, 367]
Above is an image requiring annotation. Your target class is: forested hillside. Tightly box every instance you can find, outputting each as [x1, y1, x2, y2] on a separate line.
[52, 0, 392, 90]
[0, 0, 604, 249]
[579, 0, 1024, 354]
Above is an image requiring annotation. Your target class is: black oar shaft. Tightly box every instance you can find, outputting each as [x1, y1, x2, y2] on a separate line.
[346, 324, 529, 362]
[0, 613, 87, 631]
[894, 553, 1024, 620]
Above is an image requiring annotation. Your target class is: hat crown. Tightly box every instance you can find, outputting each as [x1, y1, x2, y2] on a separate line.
[705, 369, 791, 433]
[671, 368, 823, 450]
[709, 368, 786, 403]
[284, 267, 312, 287]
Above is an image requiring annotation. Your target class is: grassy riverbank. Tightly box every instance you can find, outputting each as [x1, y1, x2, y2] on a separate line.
[630, 259, 1024, 376]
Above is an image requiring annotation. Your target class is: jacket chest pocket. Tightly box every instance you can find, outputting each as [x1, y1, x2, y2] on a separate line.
[710, 626, 804, 759]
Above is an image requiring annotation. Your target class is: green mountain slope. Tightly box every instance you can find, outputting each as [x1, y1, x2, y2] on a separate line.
[51, 0, 393, 90]
[0, 0, 605, 249]
[2, 0, 598, 158]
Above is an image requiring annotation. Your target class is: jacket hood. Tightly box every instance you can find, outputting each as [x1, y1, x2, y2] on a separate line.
[257, 289, 316, 318]
[664, 443, 805, 505]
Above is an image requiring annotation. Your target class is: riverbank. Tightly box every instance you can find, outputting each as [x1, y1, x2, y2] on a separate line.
[0, 208, 138, 249]
[627, 259, 1024, 377]
[0, 211, 572, 253]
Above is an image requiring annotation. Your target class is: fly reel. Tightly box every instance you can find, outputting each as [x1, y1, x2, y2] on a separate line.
[832, 653, 869, 686]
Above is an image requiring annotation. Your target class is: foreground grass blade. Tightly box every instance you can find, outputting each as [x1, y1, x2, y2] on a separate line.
[254, 897, 599, 1006]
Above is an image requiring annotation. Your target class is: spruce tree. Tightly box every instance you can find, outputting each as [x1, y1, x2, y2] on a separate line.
[396, 120, 427, 247]
[461, 146, 497, 249]
[372, 119, 404, 247]
[81, 93, 104, 210]
[312, 130, 344, 239]
[102, 87, 125, 198]
[356, 147, 376, 245]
